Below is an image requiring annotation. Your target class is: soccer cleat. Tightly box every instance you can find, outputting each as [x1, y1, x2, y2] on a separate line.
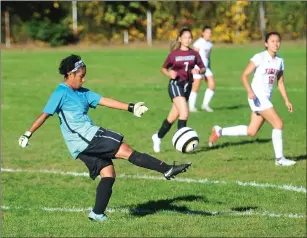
[152, 133, 161, 153]
[201, 105, 214, 112]
[275, 157, 296, 166]
[208, 125, 222, 147]
[164, 162, 192, 180]
[88, 210, 108, 222]
[189, 107, 199, 113]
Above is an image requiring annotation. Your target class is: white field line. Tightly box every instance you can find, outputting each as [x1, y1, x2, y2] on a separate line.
[2, 167, 306, 193]
[1, 205, 305, 219]
[217, 86, 305, 93]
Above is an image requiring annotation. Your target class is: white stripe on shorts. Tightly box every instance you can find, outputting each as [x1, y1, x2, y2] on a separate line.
[170, 81, 176, 97]
[98, 135, 121, 143]
[107, 129, 122, 137]
[184, 82, 188, 93]
[175, 81, 181, 96]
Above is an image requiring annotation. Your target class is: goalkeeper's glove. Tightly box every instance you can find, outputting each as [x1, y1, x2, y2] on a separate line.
[128, 102, 149, 117]
[18, 131, 32, 148]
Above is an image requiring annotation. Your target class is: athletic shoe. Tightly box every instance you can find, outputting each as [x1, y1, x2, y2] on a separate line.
[152, 133, 161, 153]
[189, 107, 199, 112]
[164, 162, 192, 180]
[201, 105, 214, 112]
[275, 157, 296, 166]
[208, 125, 222, 147]
[88, 210, 108, 222]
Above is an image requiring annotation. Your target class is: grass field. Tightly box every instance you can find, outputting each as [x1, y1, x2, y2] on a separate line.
[1, 42, 306, 237]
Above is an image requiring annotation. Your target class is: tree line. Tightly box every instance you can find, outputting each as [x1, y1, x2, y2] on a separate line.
[1, 1, 306, 47]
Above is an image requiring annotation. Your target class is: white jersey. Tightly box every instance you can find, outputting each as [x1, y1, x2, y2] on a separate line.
[193, 38, 213, 68]
[250, 50, 284, 97]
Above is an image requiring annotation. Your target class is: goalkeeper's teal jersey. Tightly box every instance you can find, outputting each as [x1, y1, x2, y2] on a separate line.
[43, 83, 102, 159]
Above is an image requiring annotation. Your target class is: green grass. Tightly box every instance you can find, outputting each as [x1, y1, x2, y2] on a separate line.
[1, 43, 306, 237]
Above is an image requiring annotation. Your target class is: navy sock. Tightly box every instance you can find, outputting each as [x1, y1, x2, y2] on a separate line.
[157, 119, 173, 139]
[128, 151, 171, 173]
[93, 177, 115, 214]
[178, 119, 187, 129]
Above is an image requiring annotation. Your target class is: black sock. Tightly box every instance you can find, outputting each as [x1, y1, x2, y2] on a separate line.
[157, 119, 173, 139]
[93, 177, 115, 215]
[128, 151, 171, 173]
[178, 119, 187, 129]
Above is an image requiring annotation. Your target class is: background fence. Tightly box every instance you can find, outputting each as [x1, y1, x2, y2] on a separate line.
[1, 1, 306, 47]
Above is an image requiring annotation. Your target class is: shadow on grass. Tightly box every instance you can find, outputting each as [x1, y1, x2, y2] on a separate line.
[128, 195, 258, 217]
[193, 138, 271, 154]
[213, 104, 249, 111]
[231, 206, 258, 212]
[287, 154, 307, 161]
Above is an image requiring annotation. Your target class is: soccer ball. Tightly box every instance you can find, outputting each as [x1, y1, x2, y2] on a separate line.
[172, 127, 199, 153]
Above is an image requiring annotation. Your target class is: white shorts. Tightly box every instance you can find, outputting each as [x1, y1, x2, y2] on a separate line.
[248, 93, 273, 113]
[193, 66, 213, 80]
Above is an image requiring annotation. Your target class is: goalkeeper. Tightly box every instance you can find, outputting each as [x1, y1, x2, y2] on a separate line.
[18, 54, 191, 222]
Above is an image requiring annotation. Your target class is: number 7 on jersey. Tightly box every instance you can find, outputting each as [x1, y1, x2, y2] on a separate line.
[184, 62, 189, 71]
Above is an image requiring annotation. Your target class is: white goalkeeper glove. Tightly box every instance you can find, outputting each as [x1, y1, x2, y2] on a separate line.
[18, 131, 32, 148]
[128, 102, 149, 117]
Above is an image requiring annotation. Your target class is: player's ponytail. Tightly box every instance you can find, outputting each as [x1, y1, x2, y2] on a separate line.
[170, 26, 193, 51]
[170, 38, 180, 51]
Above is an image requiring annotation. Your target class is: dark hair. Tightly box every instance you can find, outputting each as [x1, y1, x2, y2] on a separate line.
[170, 26, 193, 51]
[58, 54, 83, 77]
[265, 32, 281, 42]
[202, 26, 211, 32]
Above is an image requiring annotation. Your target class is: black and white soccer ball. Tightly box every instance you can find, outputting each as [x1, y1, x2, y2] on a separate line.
[172, 127, 199, 153]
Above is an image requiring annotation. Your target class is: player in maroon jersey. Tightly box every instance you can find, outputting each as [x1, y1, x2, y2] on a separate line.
[152, 27, 206, 153]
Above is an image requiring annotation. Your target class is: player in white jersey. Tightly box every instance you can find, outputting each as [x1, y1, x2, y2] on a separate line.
[189, 26, 215, 112]
[208, 32, 296, 166]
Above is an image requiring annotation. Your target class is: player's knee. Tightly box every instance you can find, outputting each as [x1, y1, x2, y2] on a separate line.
[274, 118, 283, 129]
[115, 143, 133, 159]
[101, 173, 116, 179]
[207, 77, 215, 90]
[100, 166, 116, 178]
[209, 82, 215, 90]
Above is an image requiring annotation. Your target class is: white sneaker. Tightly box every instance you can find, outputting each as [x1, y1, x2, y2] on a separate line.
[88, 210, 108, 222]
[152, 133, 161, 153]
[201, 105, 214, 112]
[275, 157, 296, 166]
[189, 107, 199, 112]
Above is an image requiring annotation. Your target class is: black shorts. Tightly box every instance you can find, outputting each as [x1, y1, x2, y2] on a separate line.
[168, 80, 192, 101]
[78, 127, 124, 180]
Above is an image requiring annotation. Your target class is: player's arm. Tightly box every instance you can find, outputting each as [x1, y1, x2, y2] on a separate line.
[195, 63, 206, 74]
[161, 53, 177, 79]
[192, 39, 200, 52]
[193, 52, 206, 74]
[161, 67, 176, 79]
[19, 87, 65, 148]
[193, 47, 200, 52]
[277, 72, 293, 112]
[18, 113, 50, 147]
[241, 61, 256, 99]
[98, 97, 148, 117]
